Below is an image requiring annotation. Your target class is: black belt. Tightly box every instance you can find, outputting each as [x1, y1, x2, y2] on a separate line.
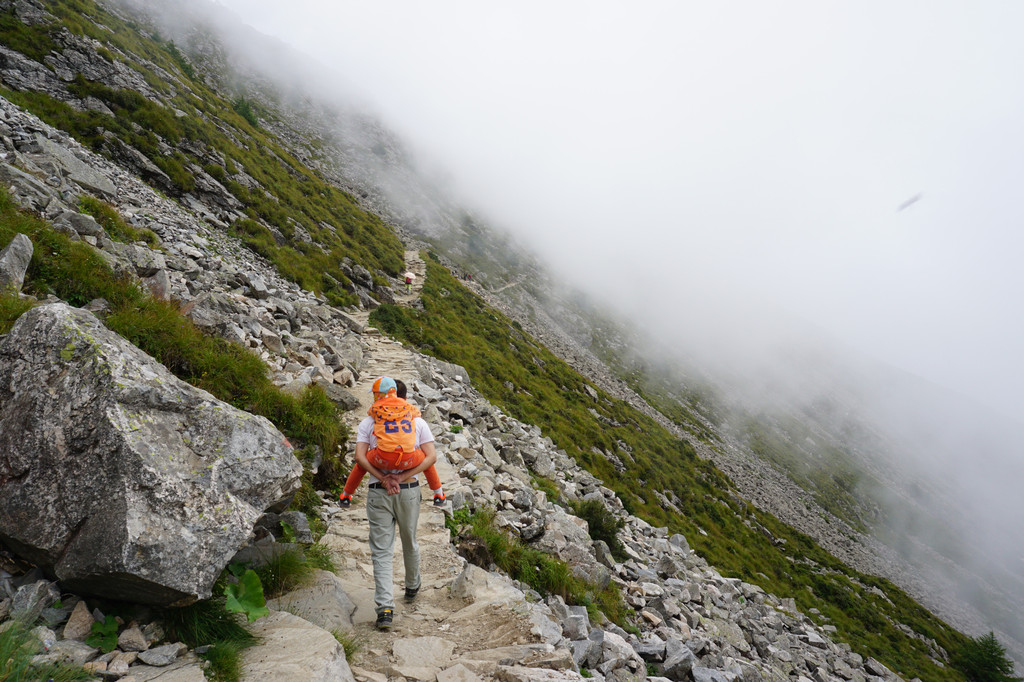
[369, 481, 420, 489]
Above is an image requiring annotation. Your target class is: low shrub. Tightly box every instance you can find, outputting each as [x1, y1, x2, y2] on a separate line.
[571, 499, 626, 560]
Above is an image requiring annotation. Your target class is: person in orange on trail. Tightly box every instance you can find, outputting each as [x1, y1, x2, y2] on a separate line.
[339, 376, 446, 508]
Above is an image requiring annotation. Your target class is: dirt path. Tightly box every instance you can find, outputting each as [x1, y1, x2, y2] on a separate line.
[322, 250, 541, 680]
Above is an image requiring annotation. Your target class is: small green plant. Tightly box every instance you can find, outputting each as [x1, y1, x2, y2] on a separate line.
[449, 423, 463, 433]
[531, 475, 563, 507]
[445, 506, 473, 537]
[86, 614, 119, 653]
[280, 521, 297, 544]
[331, 629, 361, 662]
[223, 569, 270, 622]
[580, 669, 593, 679]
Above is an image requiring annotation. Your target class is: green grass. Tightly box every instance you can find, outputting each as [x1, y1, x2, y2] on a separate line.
[160, 598, 255, 682]
[303, 542, 337, 573]
[331, 630, 361, 662]
[254, 547, 313, 599]
[201, 642, 245, 682]
[370, 258, 970, 682]
[0, 294, 34, 333]
[0, 621, 96, 681]
[160, 598, 255, 650]
[78, 195, 160, 246]
[0, 8, 58, 63]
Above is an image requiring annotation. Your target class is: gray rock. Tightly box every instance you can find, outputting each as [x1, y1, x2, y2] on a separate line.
[26, 134, 117, 198]
[691, 668, 738, 682]
[265, 569, 357, 633]
[0, 303, 302, 605]
[56, 211, 105, 238]
[661, 639, 696, 681]
[239, 610, 354, 682]
[62, 600, 95, 640]
[105, 241, 167, 277]
[118, 623, 148, 652]
[39, 638, 99, 666]
[137, 642, 188, 666]
[278, 510, 314, 543]
[0, 233, 33, 294]
[10, 580, 59, 623]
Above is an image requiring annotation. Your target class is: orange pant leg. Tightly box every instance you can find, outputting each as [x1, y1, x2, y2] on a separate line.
[422, 464, 441, 492]
[343, 463, 367, 496]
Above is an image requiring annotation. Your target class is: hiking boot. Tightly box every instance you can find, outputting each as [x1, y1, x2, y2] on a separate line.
[404, 586, 419, 602]
[375, 609, 393, 630]
[339, 494, 351, 508]
[432, 493, 446, 507]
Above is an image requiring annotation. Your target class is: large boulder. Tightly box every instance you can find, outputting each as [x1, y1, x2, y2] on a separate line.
[0, 303, 303, 605]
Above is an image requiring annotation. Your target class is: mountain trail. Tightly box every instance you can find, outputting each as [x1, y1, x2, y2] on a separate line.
[322, 250, 542, 681]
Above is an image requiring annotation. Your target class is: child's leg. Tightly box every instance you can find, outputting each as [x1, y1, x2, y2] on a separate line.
[343, 463, 368, 497]
[423, 465, 442, 493]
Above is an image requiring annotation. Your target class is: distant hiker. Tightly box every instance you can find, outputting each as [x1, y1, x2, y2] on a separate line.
[342, 376, 443, 630]
[405, 274, 412, 293]
[340, 377, 445, 508]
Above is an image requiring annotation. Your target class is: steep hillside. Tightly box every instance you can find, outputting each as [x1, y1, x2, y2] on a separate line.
[0, 0, 1019, 678]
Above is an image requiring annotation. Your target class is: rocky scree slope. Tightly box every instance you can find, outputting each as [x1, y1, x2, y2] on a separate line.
[0, 92, 931, 682]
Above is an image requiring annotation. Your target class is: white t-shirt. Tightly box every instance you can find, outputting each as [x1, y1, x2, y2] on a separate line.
[356, 415, 435, 483]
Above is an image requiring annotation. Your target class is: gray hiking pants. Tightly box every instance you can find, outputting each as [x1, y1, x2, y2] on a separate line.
[366, 484, 421, 614]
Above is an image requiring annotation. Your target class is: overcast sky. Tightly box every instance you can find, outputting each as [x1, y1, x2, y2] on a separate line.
[211, 0, 1024, 423]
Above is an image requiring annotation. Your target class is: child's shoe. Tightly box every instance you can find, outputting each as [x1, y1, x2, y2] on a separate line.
[432, 492, 446, 507]
[339, 494, 352, 508]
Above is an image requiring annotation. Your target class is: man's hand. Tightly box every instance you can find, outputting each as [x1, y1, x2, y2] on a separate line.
[383, 474, 401, 495]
